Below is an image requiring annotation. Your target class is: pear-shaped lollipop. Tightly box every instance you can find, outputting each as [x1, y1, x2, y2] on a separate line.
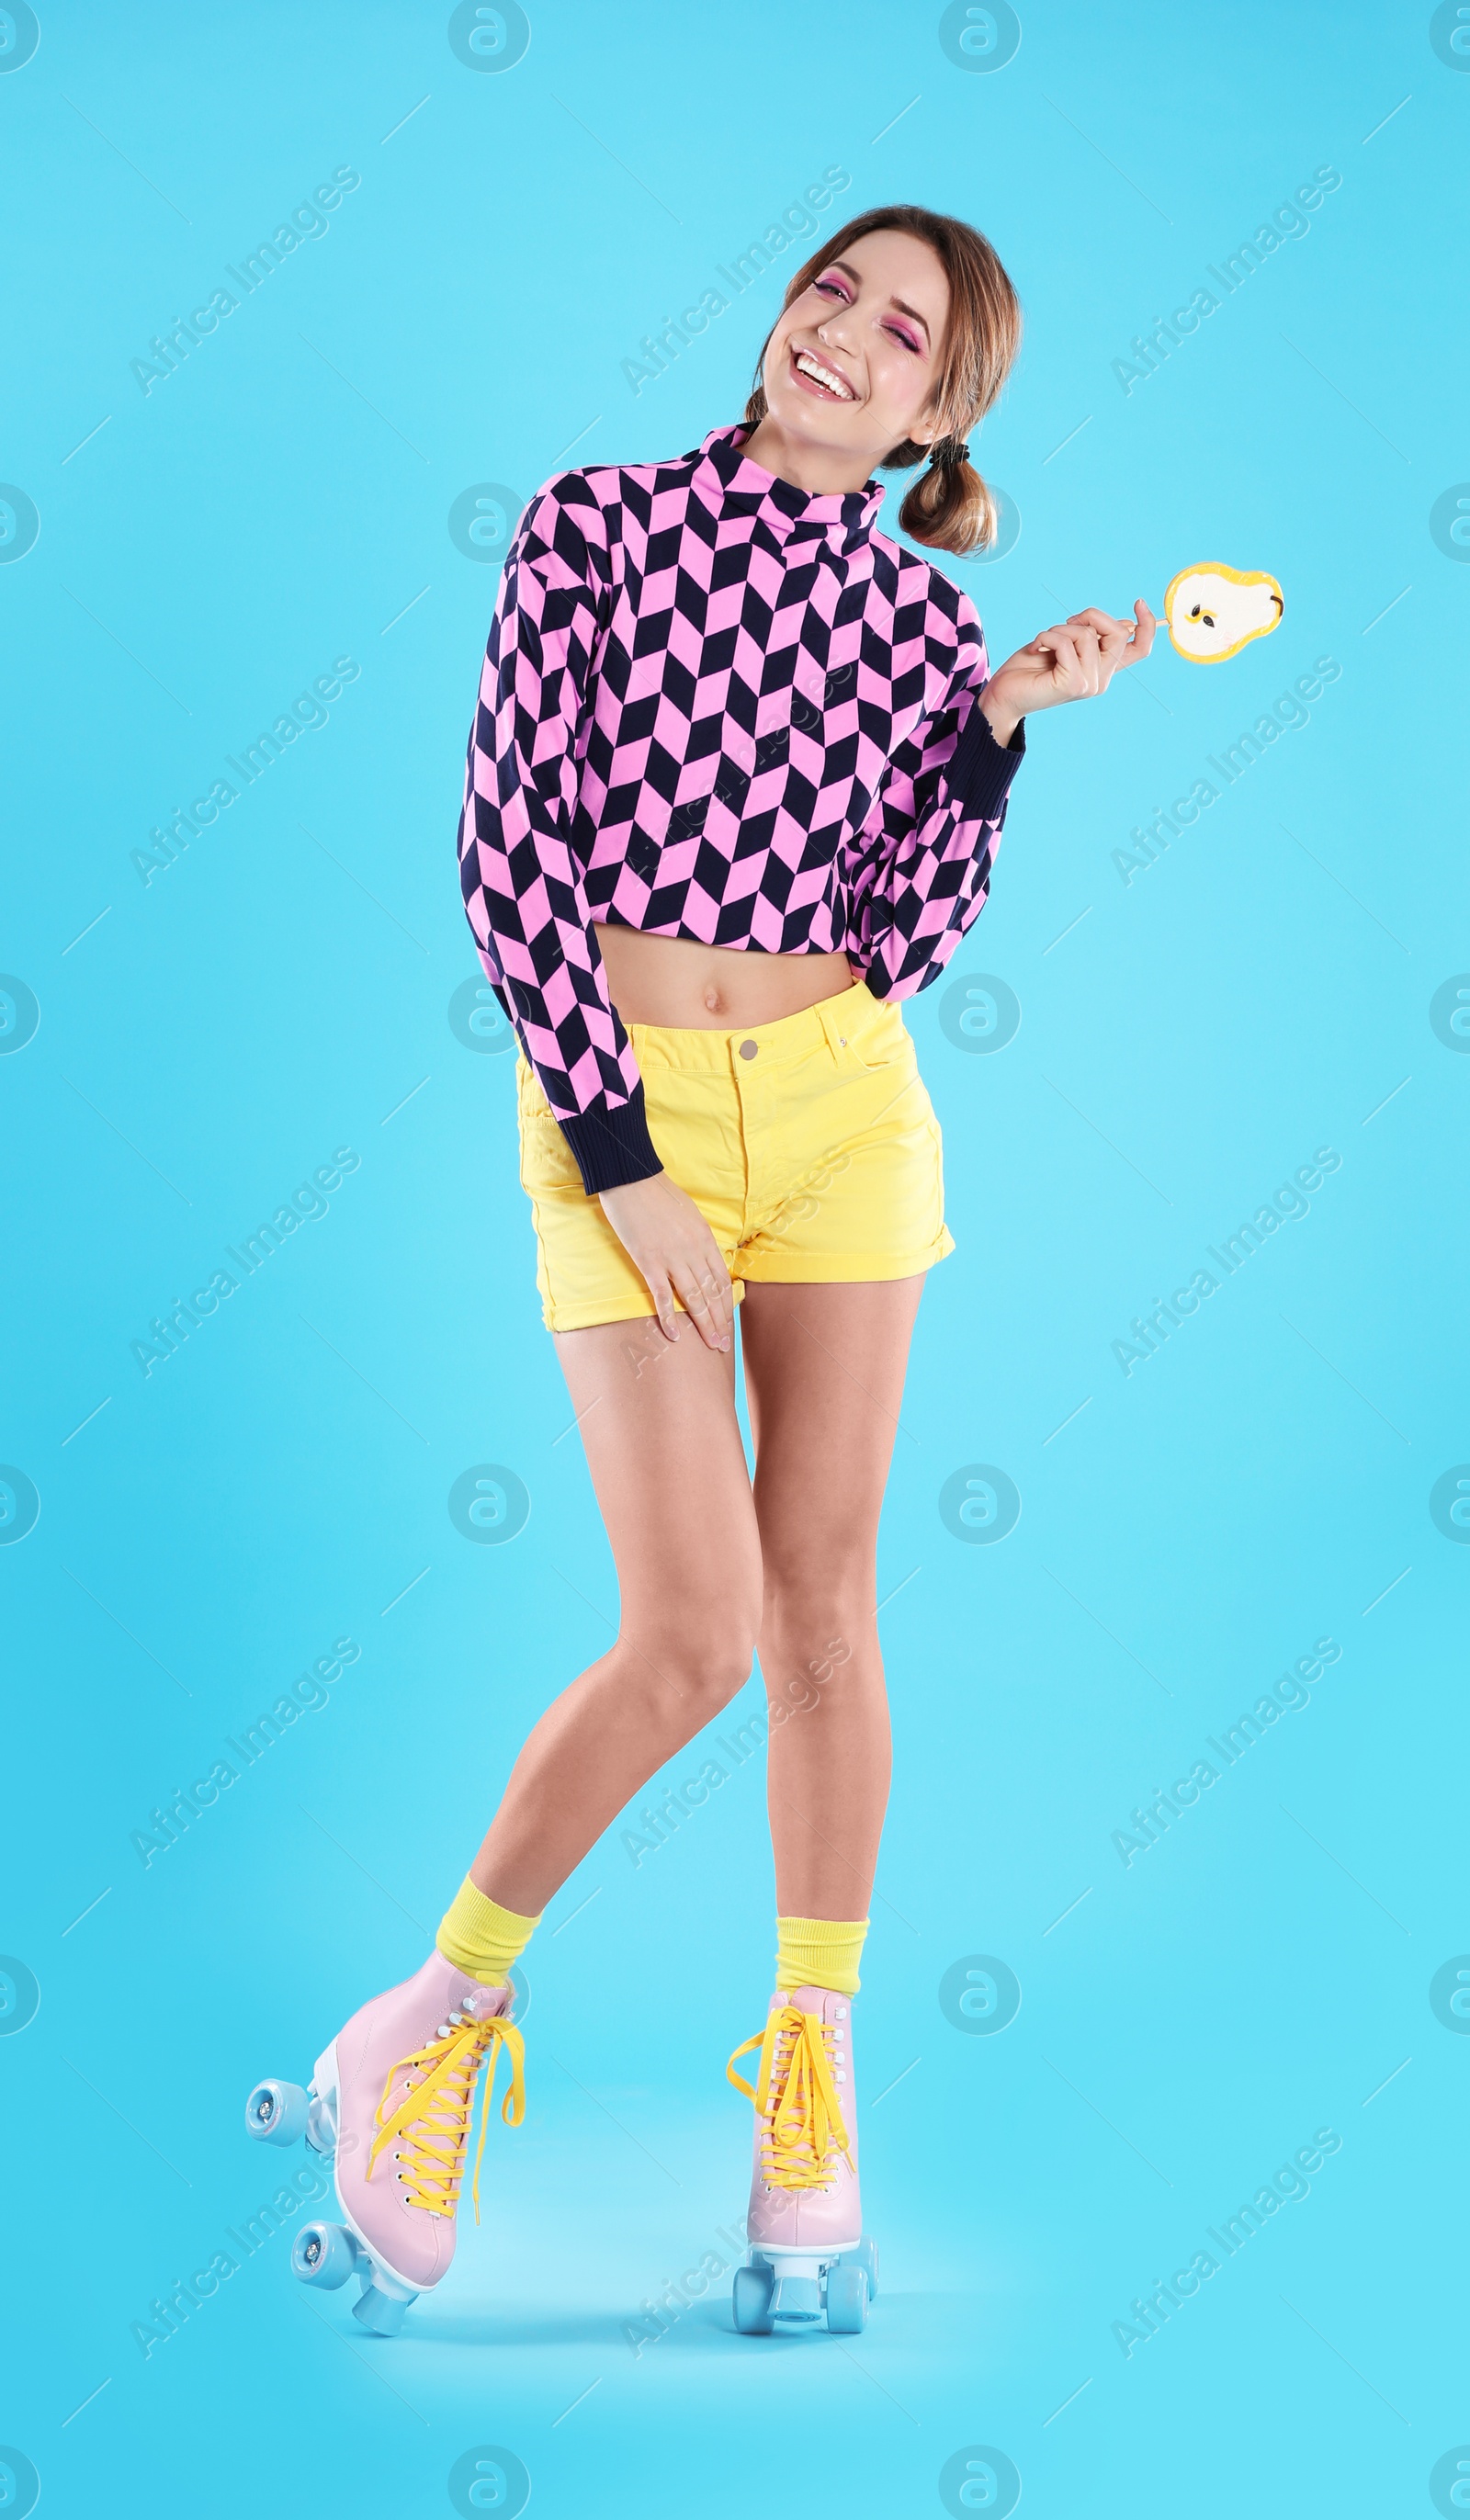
[1163, 563, 1283, 662]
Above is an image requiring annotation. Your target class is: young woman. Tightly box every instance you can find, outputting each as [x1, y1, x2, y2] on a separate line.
[247, 203, 1155, 2338]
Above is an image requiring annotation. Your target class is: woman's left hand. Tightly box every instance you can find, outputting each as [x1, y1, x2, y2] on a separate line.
[978, 601, 1157, 742]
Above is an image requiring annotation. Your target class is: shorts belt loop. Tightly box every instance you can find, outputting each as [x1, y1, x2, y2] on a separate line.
[818, 982, 862, 1063]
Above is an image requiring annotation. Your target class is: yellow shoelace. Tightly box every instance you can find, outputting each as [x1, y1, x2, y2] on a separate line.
[727, 2006, 853, 2191]
[368, 2009, 526, 2224]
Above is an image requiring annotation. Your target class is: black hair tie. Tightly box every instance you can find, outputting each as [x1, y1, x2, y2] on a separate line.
[932, 436, 971, 469]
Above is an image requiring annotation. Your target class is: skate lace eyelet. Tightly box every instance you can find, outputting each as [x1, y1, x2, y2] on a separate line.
[368, 2012, 526, 2226]
[729, 2004, 854, 2192]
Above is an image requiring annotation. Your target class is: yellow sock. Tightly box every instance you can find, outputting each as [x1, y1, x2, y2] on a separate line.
[436, 1876, 542, 1987]
[775, 1915, 868, 1998]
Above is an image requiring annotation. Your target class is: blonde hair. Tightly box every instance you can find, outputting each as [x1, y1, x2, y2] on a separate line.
[741, 202, 1022, 557]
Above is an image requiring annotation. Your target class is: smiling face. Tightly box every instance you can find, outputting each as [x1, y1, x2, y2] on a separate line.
[755, 227, 953, 479]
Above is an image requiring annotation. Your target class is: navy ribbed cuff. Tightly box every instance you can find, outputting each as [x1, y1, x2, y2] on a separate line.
[944, 694, 1026, 820]
[558, 1083, 663, 1195]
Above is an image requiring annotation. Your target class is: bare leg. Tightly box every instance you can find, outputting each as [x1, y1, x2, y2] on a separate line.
[739, 1278, 924, 1921]
[469, 1320, 762, 1915]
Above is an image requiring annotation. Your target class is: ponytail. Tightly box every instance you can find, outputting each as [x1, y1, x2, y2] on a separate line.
[892, 436, 1000, 559]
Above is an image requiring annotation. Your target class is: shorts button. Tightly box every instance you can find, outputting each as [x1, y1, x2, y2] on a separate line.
[739, 1039, 759, 1059]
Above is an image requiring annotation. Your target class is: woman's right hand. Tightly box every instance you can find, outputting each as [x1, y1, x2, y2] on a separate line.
[597, 1173, 734, 1351]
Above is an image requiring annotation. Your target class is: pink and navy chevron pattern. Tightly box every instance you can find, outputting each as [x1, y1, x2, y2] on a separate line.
[457, 422, 1024, 1192]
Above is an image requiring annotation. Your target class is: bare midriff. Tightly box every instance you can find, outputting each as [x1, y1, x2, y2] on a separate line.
[594, 923, 857, 1032]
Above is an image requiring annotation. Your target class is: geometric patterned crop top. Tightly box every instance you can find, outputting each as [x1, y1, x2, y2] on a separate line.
[457, 421, 1025, 1193]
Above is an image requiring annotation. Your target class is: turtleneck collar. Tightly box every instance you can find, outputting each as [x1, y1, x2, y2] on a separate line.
[693, 422, 885, 551]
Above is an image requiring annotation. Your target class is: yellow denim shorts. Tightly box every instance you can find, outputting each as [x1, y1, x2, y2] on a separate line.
[515, 979, 955, 1332]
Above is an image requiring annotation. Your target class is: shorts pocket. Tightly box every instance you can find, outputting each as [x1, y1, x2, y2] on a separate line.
[519, 1114, 585, 1199]
[515, 1058, 585, 1195]
[842, 1009, 917, 1079]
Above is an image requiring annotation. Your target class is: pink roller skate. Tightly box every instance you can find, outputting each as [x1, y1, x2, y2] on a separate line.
[244, 1950, 525, 2334]
[726, 1984, 877, 2334]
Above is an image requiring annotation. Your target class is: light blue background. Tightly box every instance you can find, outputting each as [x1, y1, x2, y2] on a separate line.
[3, 3, 1466, 2512]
